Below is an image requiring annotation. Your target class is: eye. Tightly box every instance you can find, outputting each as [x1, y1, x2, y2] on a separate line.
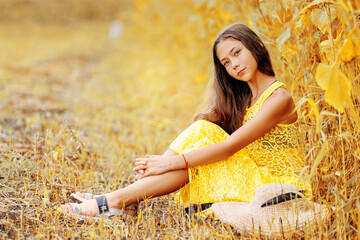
[223, 61, 229, 67]
[234, 50, 241, 56]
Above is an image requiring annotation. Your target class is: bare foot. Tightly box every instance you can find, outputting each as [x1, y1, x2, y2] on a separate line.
[71, 192, 101, 202]
[61, 199, 99, 217]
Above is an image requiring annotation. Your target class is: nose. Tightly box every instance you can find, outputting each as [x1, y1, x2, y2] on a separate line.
[232, 61, 239, 69]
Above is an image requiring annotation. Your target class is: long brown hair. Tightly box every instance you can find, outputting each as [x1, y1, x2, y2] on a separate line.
[195, 23, 275, 134]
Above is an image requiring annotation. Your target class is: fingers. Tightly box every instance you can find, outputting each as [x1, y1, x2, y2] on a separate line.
[136, 155, 159, 164]
[135, 161, 147, 167]
[134, 169, 144, 175]
[136, 169, 149, 179]
[134, 157, 149, 179]
[134, 159, 148, 174]
[134, 168, 146, 175]
[136, 158, 148, 164]
[133, 165, 147, 174]
[135, 159, 147, 167]
[137, 170, 151, 179]
[135, 155, 159, 179]
[134, 162, 151, 179]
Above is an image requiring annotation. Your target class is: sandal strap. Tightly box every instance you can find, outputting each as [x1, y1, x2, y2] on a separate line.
[68, 203, 81, 215]
[95, 208, 124, 219]
[95, 195, 109, 214]
[109, 208, 124, 216]
[84, 193, 94, 200]
[95, 196, 126, 217]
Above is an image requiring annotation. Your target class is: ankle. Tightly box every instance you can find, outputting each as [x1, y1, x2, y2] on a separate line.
[106, 192, 133, 209]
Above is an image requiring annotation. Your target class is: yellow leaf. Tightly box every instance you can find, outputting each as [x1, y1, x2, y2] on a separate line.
[311, 9, 327, 34]
[285, 44, 298, 55]
[293, 9, 313, 36]
[309, 142, 328, 179]
[320, 40, 334, 62]
[339, 28, 360, 62]
[315, 63, 351, 113]
[307, 98, 321, 132]
[276, 27, 291, 48]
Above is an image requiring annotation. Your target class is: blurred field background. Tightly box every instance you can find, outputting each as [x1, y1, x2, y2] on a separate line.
[0, 0, 359, 239]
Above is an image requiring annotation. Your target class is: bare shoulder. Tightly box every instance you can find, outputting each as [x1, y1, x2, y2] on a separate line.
[260, 87, 297, 123]
[271, 87, 292, 99]
[264, 87, 297, 123]
[266, 87, 294, 107]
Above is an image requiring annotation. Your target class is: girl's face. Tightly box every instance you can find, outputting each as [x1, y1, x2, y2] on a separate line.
[216, 38, 258, 82]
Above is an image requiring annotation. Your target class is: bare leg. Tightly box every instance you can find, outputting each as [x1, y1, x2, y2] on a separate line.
[63, 151, 189, 216]
[107, 168, 189, 208]
[74, 149, 179, 199]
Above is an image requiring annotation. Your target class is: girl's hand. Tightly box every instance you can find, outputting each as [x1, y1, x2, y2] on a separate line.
[134, 155, 160, 176]
[134, 155, 172, 179]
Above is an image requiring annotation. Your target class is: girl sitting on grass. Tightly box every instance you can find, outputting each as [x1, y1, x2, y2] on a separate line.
[61, 23, 311, 218]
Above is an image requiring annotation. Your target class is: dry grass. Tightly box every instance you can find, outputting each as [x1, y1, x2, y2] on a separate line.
[0, 0, 359, 239]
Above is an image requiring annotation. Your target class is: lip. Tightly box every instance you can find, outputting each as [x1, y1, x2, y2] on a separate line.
[237, 68, 245, 76]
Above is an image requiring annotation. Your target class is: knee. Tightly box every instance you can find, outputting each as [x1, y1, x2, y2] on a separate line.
[189, 120, 214, 131]
[189, 120, 228, 137]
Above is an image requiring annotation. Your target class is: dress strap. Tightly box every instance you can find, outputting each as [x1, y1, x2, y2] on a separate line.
[257, 81, 286, 106]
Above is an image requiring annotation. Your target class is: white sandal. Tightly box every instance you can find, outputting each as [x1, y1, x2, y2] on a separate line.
[68, 193, 138, 218]
[70, 192, 95, 203]
[66, 195, 135, 220]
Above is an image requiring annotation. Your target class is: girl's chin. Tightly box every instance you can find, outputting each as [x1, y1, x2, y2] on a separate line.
[234, 77, 249, 82]
[233, 74, 251, 82]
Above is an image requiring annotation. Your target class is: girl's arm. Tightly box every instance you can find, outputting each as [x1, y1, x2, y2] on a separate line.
[135, 88, 296, 178]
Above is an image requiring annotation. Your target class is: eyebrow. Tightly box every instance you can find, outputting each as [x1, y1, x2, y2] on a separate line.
[220, 47, 236, 63]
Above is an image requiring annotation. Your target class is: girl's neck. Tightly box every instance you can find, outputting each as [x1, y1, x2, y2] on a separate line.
[247, 71, 277, 106]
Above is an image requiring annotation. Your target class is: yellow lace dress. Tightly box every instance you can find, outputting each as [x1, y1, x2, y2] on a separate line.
[169, 81, 312, 206]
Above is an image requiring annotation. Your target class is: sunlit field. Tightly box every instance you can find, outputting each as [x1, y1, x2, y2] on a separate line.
[0, 0, 359, 239]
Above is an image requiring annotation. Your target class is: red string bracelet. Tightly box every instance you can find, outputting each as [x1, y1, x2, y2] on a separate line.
[181, 153, 188, 169]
